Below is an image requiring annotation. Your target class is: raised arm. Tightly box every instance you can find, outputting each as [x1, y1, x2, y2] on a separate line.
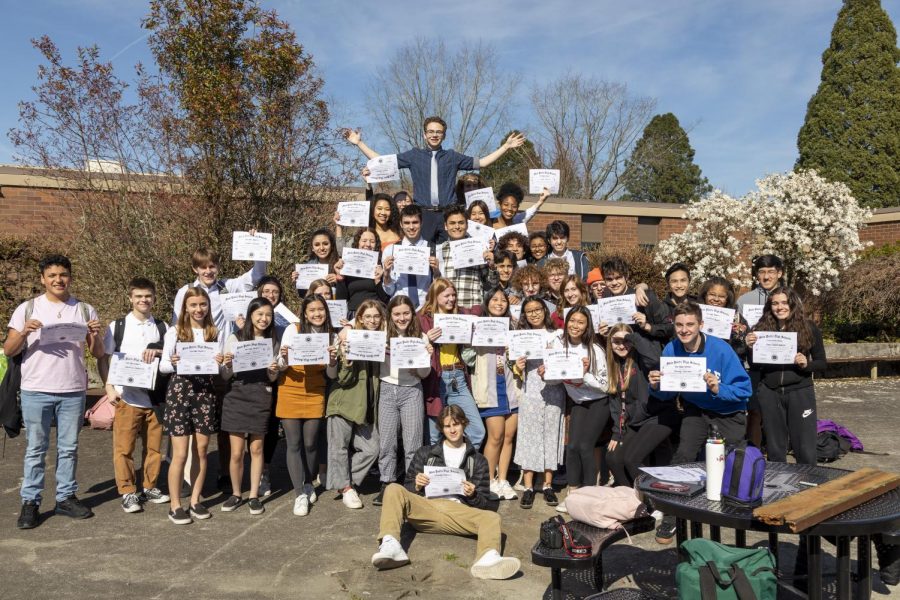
[344, 129, 379, 160]
[478, 132, 526, 168]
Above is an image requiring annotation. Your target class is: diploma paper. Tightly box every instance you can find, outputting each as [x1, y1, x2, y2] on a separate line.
[494, 222, 529, 242]
[433, 314, 474, 344]
[464, 187, 498, 215]
[341, 248, 379, 279]
[336, 201, 370, 227]
[326, 300, 348, 328]
[389, 337, 430, 369]
[471, 317, 510, 347]
[543, 348, 584, 381]
[742, 305, 764, 329]
[467, 220, 496, 245]
[231, 231, 272, 262]
[346, 329, 386, 362]
[660, 357, 707, 393]
[752, 332, 798, 365]
[231, 339, 275, 373]
[586, 304, 602, 330]
[700, 304, 736, 340]
[391, 245, 431, 276]
[39, 323, 88, 345]
[509, 303, 522, 321]
[221, 292, 257, 322]
[424, 465, 465, 499]
[274, 303, 301, 324]
[597, 295, 637, 325]
[108, 353, 158, 389]
[295, 263, 330, 289]
[529, 169, 560, 194]
[365, 154, 400, 183]
[284, 331, 330, 366]
[508, 329, 547, 359]
[449, 238, 486, 270]
[176, 342, 219, 375]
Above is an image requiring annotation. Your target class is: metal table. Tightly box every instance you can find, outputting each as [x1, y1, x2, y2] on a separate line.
[639, 462, 900, 600]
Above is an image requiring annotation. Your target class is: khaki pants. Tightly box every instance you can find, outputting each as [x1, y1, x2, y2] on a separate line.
[113, 402, 163, 495]
[378, 483, 501, 561]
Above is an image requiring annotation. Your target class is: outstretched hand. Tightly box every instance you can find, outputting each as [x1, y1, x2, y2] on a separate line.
[504, 132, 526, 149]
[343, 129, 361, 146]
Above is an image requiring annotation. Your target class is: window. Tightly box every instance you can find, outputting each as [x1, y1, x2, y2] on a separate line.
[582, 215, 604, 249]
[637, 217, 660, 248]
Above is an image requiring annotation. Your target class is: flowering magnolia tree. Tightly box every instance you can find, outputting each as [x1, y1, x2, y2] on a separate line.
[654, 190, 751, 288]
[654, 169, 871, 296]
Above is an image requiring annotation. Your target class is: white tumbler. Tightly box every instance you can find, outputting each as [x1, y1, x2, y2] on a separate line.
[705, 439, 726, 501]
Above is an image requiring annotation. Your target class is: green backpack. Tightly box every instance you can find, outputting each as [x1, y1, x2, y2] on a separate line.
[676, 538, 777, 600]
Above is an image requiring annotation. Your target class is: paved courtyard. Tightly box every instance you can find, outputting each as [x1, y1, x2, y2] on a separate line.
[0, 378, 898, 599]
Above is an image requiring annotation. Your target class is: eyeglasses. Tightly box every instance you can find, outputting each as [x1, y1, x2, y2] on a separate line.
[360, 315, 382, 323]
[525, 308, 544, 316]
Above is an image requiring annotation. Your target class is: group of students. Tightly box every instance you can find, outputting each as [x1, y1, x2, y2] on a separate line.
[4, 114, 831, 580]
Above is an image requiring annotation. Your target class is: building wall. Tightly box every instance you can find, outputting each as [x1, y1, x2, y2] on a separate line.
[0, 185, 70, 237]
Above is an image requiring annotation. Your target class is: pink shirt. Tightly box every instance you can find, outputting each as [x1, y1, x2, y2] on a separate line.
[7, 295, 99, 393]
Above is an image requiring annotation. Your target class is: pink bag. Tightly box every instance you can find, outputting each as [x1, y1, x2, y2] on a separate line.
[566, 486, 649, 530]
[84, 395, 116, 430]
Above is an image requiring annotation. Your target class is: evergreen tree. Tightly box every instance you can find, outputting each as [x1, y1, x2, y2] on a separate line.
[479, 130, 541, 191]
[621, 113, 711, 203]
[796, 0, 900, 208]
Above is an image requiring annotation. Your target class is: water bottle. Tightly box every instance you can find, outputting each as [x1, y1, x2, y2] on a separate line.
[705, 426, 726, 501]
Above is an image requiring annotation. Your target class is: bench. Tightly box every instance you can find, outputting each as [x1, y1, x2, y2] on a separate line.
[531, 516, 657, 600]
[824, 343, 900, 380]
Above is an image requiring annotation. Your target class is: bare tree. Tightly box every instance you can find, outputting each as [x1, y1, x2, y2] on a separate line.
[365, 37, 520, 156]
[530, 74, 655, 200]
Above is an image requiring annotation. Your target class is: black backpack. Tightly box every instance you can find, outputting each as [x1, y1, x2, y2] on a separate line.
[816, 430, 850, 463]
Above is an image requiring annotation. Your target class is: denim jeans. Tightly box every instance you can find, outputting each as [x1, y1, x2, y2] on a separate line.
[432, 370, 485, 448]
[20, 390, 86, 503]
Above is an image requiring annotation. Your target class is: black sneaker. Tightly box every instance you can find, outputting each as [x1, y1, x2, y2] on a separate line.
[373, 483, 388, 507]
[55, 496, 94, 520]
[168, 507, 192, 525]
[520, 488, 535, 509]
[190, 503, 211, 520]
[655, 516, 677, 545]
[221, 495, 242, 512]
[542, 487, 559, 506]
[17, 501, 40, 529]
[247, 497, 265, 515]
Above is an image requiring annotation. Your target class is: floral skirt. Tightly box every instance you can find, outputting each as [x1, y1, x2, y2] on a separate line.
[163, 374, 219, 436]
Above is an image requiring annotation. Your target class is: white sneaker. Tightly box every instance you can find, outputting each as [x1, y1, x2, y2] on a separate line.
[490, 479, 500, 496]
[342, 488, 363, 509]
[651, 510, 664, 522]
[122, 493, 142, 513]
[304, 483, 317, 504]
[470, 549, 521, 580]
[293, 494, 309, 516]
[555, 499, 568, 513]
[371, 535, 410, 570]
[498, 480, 518, 500]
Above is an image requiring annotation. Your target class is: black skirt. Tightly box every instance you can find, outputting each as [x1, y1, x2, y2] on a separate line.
[221, 380, 273, 435]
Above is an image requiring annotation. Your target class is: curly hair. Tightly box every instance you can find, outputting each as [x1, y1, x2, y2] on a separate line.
[511, 264, 545, 293]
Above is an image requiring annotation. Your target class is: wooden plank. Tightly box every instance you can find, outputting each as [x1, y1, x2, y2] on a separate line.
[753, 468, 900, 533]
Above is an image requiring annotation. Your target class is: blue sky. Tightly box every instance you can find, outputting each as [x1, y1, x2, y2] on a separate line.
[2, 0, 898, 196]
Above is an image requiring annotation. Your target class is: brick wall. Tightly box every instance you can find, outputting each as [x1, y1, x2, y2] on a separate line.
[0, 186, 72, 237]
[860, 221, 900, 248]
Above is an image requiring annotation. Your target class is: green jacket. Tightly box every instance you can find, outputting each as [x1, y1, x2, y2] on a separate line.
[325, 349, 380, 425]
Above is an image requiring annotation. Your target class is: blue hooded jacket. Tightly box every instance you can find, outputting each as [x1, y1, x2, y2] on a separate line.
[651, 333, 751, 414]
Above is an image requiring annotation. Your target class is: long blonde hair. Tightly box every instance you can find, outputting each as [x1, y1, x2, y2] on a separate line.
[176, 287, 218, 342]
[605, 323, 635, 394]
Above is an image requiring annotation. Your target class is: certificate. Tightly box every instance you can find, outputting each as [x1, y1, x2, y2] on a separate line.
[275, 302, 300, 324]
[336, 201, 370, 227]
[326, 300, 348, 328]
[346, 329, 386, 362]
[433, 314, 474, 344]
[107, 353, 158, 389]
[392, 245, 431, 276]
[586, 304, 602, 330]
[494, 222, 529, 241]
[295, 263, 329, 289]
[464, 187, 498, 214]
[175, 342, 219, 375]
[39, 322, 88, 345]
[424, 465, 465, 499]
[341, 248, 379, 278]
[742, 304, 764, 329]
[543, 348, 584, 380]
[508, 329, 547, 359]
[467, 220, 496, 245]
[449, 238, 485, 270]
[597, 294, 636, 325]
[389, 337, 430, 369]
[529, 168, 560, 194]
[471, 317, 510, 347]
[752, 332, 798, 365]
[700, 304, 736, 340]
[509, 303, 522, 321]
[221, 292, 257, 322]
[231, 339, 275, 373]
[365, 154, 400, 183]
[231, 231, 272, 261]
[660, 357, 707, 393]
[284, 331, 330, 366]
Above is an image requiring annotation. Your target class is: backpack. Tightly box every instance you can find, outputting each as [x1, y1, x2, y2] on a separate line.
[677, 538, 777, 600]
[816, 430, 850, 463]
[721, 443, 765, 508]
[565, 485, 650, 530]
[815, 419, 863, 452]
[84, 394, 117, 430]
[111, 316, 169, 405]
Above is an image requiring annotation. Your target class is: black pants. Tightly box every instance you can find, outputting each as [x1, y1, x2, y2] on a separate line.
[421, 209, 449, 246]
[757, 384, 817, 465]
[607, 422, 674, 488]
[565, 398, 610, 487]
[671, 403, 746, 465]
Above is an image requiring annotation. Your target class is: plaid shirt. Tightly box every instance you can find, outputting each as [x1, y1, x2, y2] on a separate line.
[436, 240, 495, 309]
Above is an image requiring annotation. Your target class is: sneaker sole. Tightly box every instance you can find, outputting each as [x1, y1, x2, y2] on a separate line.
[169, 515, 192, 525]
[54, 509, 93, 520]
[123, 505, 143, 514]
[146, 497, 170, 504]
[655, 534, 675, 545]
[190, 510, 212, 520]
[372, 556, 410, 570]
[520, 503, 533, 510]
[220, 503, 241, 512]
[471, 558, 521, 580]
[17, 519, 38, 530]
[249, 507, 265, 515]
